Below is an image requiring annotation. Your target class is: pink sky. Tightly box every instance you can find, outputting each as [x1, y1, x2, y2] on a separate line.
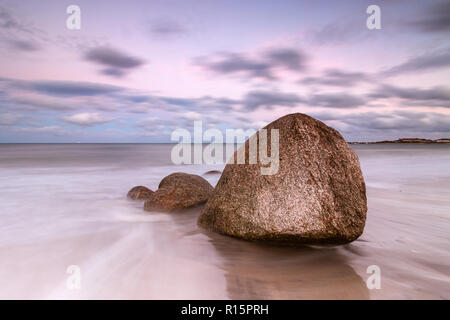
[0, 0, 449, 142]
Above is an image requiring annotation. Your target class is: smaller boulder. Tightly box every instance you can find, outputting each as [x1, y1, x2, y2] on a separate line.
[144, 172, 214, 212]
[127, 186, 154, 200]
[203, 170, 222, 176]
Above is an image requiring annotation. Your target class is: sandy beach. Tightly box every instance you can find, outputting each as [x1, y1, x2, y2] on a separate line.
[0, 144, 448, 299]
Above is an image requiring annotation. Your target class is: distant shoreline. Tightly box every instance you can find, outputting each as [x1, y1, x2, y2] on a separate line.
[349, 138, 450, 144]
[0, 138, 450, 145]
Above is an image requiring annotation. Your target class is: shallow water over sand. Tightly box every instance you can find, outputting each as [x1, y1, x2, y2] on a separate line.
[0, 144, 449, 299]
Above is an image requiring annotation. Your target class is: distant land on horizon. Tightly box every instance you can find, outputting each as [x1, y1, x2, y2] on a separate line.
[1, 138, 450, 145]
[349, 138, 450, 144]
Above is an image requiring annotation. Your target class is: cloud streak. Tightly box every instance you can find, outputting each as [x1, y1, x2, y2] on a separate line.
[6, 39, 40, 52]
[382, 49, 450, 76]
[149, 19, 186, 37]
[241, 90, 366, 110]
[12, 96, 77, 110]
[370, 84, 450, 108]
[408, 1, 450, 33]
[84, 46, 146, 77]
[301, 69, 371, 87]
[0, 6, 34, 34]
[242, 91, 302, 110]
[5, 79, 124, 97]
[307, 93, 366, 109]
[196, 48, 307, 80]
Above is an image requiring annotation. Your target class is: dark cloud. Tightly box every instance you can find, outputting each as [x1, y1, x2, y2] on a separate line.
[408, 1, 450, 33]
[100, 68, 126, 78]
[0, 6, 47, 53]
[12, 96, 76, 110]
[370, 84, 450, 107]
[84, 46, 145, 77]
[22, 80, 123, 97]
[343, 111, 450, 133]
[264, 48, 307, 71]
[214, 97, 239, 105]
[306, 93, 366, 109]
[382, 50, 450, 76]
[198, 53, 274, 79]
[150, 19, 186, 36]
[242, 91, 302, 110]
[0, 6, 16, 29]
[6, 39, 40, 51]
[309, 110, 450, 138]
[301, 69, 370, 87]
[196, 48, 307, 80]
[240, 90, 366, 111]
[0, 6, 32, 34]
[124, 95, 150, 103]
[161, 96, 199, 108]
[160, 95, 239, 112]
[343, 112, 420, 131]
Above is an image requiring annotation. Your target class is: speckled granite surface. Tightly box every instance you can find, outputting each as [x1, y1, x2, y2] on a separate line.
[199, 113, 367, 244]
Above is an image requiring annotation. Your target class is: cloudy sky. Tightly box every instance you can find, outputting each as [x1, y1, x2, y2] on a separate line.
[0, 0, 449, 142]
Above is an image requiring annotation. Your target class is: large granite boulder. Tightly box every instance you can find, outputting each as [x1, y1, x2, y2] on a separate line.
[144, 172, 214, 212]
[198, 113, 367, 244]
[127, 186, 154, 200]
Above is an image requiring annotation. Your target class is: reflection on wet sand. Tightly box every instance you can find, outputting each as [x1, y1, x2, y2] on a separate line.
[206, 234, 369, 299]
[169, 208, 369, 300]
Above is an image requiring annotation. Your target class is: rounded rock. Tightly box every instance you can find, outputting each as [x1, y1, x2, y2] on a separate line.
[198, 113, 367, 244]
[127, 186, 154, 200]
[144, 173, 214, 212]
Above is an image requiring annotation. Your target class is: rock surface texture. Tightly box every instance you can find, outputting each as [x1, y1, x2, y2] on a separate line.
[127, 186, 154, 200]
[198, 113, 367, 244]
[144, 172, 214, 212]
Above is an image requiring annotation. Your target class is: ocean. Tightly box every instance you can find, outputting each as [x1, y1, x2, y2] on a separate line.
[0, 143, 449, 299]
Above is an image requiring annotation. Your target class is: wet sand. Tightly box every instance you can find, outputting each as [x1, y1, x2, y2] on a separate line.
[1, 185, 448, 299]
[0, 144, 449, 299]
